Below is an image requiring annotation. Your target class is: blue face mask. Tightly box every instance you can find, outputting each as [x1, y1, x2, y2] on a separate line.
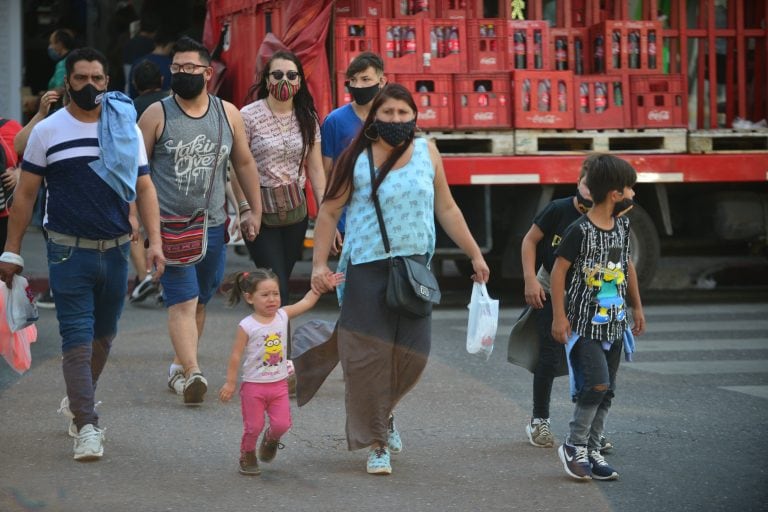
[47, 47, 61, 62]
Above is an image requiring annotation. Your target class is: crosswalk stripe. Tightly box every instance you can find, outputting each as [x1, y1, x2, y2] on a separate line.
[719, 386, 768, 399]
[638, 339, 768, 352]
[627, 360, 768, 375]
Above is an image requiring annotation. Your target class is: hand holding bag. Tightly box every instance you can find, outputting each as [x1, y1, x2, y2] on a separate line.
[368, 147, 440, 318]
[159, 98, 224, 266]
[466, 282, 499, 360]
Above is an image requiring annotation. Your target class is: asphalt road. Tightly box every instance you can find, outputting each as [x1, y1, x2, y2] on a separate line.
[1, 296, 767, 512]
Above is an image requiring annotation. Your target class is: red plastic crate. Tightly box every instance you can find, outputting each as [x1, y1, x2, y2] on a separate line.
[335, 19, 380, 70]
[512, 70, 575, 129]
[549, 27, 590, 75]
[392, 0, 438, 17]
[380, 19, 424, 73]
[437, 0, 468, 18]
[422, 19, 468, 73]
[335, 0, 390, 17]
[453, 73, 512, 129]
[629, 75, 686, 128]
[467, 19, 506, 72]
[335, 73, 351, 107]
[589, 20, 662, 74]
[397, 73, 454, 130]
[573, 74, 630, 129]
[506, 21, 550, 71]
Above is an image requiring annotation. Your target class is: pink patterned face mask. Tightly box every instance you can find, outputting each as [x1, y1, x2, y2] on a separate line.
[268, 79, 299, 102]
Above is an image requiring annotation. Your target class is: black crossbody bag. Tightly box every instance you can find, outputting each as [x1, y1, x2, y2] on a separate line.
[367, 146, 441, 318]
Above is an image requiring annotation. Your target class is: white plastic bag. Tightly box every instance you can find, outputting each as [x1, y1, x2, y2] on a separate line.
[4, 275, 39, 332]
[466, 282, 499, 360]
[0, 280, 38, 374]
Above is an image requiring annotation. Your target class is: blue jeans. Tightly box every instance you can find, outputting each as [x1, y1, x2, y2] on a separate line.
[47, 240, 130, 429]
[568, 336, 622, 450]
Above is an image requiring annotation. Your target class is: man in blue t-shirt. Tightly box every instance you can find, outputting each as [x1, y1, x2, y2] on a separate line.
[320, 52, 386, 252]
[0, 48, 165, 462]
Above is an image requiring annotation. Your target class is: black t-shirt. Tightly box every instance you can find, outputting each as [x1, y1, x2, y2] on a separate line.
[555, 215, 631, 341]
[533, 196, 583, 273]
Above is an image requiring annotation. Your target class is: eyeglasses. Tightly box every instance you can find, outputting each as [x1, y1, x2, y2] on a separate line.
[270, 70, 300, 81]
[170, 63, 209, 74]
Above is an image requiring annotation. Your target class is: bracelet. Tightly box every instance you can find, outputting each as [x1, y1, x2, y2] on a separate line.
[239, 207, 251, 215]
[0, 251, 24, 267]
[237, 200, 249, 210]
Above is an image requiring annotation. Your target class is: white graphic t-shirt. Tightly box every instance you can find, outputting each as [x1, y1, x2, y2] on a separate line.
[240, 309, 290, 383]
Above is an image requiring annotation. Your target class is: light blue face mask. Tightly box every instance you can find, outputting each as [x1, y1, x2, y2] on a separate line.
[47, 47, 61, 61]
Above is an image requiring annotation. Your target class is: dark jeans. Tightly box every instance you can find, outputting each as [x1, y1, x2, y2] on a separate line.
[568, 336, 622, 450]
[244, 216, 308, 306]
[532, 296, 566, 419]
[48, 240, 130, 430]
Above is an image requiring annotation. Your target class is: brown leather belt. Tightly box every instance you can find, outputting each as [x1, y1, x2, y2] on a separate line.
[47, 230, 131, 252]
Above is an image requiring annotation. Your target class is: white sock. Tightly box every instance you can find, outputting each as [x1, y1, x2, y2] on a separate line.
[169, 363, 184, 377]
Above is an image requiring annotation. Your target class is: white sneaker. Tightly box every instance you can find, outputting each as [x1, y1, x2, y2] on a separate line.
[167, 368, 186, 395]
[58, 396, 77, 438]
[130, 275, 159, 303]
[183, 372, 208, 405]
[526, 417, 554, 448]
[73, 424, 104, 461]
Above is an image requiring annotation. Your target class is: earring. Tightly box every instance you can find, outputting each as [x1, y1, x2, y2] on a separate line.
[364, 123, 379, 141]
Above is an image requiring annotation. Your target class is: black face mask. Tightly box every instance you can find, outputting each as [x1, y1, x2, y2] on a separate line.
[575, 188, 593, 212]
[171, 72, 205, 99]
[613, 198, 634, 217]
[69, 83, 104, 111]
[373, 119, 416, 147]
[349, 83, 380, 105]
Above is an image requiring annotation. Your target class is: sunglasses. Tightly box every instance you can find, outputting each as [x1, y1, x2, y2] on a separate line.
[270, 70, 300, 81]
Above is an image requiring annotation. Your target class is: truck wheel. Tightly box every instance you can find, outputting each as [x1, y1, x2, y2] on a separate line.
[626, 205, 660, 289]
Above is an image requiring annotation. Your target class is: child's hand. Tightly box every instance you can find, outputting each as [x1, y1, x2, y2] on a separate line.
[631, 307, 646, 336]
[219, 382, 236, 402]
[551, 316, 572, 344]
[328, 272, 345, 288]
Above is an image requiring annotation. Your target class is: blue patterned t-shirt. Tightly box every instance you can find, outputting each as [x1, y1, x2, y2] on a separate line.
[336, 137, 436, 303]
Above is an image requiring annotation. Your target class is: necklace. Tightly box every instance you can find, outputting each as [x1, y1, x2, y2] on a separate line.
[266, 100, 295, 165]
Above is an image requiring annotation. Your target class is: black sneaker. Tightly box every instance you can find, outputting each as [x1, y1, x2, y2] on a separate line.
[258, 430, 284, 462]
[36, 289, 55, 309]
[558, 442, 592, 481]
[589, 449, 619, 480]
[239, 450, 260, 475]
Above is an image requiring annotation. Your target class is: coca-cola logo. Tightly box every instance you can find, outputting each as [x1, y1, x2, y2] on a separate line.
[529, 114, 559, 124]
[648, 110, 671, 121]
[480, 57, 497, 65]
[420, 109, 437, 120]
[474, 112, 496, 121]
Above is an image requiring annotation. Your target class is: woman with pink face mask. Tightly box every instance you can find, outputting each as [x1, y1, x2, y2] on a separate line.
[235, 51, 326, 309]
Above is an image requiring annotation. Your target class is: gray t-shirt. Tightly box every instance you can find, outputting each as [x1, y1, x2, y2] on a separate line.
[151, 95, 233, 226]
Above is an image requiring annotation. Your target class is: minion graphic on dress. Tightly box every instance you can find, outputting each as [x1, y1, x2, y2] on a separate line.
[584, 248, 626, 325]
[262, 333, 284, 367]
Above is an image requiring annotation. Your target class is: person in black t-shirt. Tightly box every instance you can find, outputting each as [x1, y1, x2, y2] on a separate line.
[519, 163, 592, 449]
[551, 154, 646, 481]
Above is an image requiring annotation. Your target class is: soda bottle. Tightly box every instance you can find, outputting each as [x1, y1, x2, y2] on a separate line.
[574, 37, 584, 74]
[538, 79, 551, 112]
[534, 31, 543, 69]
[514, 30, 527, 69]
[430, 27, 438, 57]
[579, 82, 589, 113]
[488, 24, 497, 52]
[594, 34, 605, 73]
[594, 82, 607, 113]
[648, 31, 657, 69]
[404, 27, 417, 55]
[448, 26, 460, 54]
[557, 81, 567, 112]
[401, 0, 409, 16]
[438, 26, 448, 58]
[613, 82, 624, 106]
[385, 27, 395, 58]
[555, 39, 567, 70]
[521, 79, 531, 111]
[612, 31, 621, 69]
[393, 26, 401, 58]
[628, 31, 640, 68]
[413, 0, 428, 14]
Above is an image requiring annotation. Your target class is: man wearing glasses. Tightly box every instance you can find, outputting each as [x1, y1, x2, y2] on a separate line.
[0, 47, 165, 461]
[139, 36, 263, 406]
